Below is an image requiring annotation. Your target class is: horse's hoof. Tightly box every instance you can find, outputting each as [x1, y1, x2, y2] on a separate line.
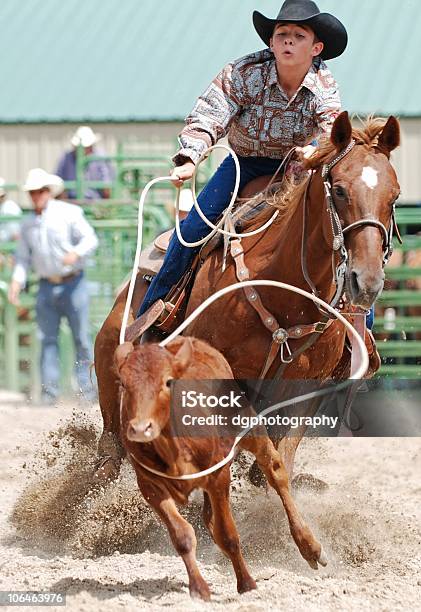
[92, 456, 120, 483]
[237, 576, 257, 594]
[306, 558, 319, 570]
[189, 581, 211, 601]
[306, 547, 328, 570]
[318, 547, 328, 567]
[248, 460, 267, 488]
[292, 472, 329, 493]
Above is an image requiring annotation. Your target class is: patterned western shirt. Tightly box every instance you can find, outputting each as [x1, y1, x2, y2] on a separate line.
[174, 49, 341, 165]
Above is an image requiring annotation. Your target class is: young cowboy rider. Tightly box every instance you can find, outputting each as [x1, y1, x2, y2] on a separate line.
[137, 0, 348, 320]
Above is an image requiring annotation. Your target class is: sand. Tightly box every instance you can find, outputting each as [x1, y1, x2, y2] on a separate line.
[0, 390, 420, 611]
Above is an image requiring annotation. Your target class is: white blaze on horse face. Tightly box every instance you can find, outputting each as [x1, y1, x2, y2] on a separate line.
[361, 166, 378, 189]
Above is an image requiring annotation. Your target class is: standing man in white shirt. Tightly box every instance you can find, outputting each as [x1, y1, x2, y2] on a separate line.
[8, 168, 99, 404]
[0, 177, 22, 242]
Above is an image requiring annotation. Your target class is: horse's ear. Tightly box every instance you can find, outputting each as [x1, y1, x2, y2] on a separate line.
[114, 342, 134, 374]
[331, 111, 352, 151]
[169, 337, 193, 376]
[377, 116, 400, 157]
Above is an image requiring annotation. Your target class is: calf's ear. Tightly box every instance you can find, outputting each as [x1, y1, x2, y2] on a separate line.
[114, 341, 134, 373]
[170, 337, 193, 377]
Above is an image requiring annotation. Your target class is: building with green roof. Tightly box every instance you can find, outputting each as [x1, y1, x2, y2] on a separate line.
[0, 0, 419, 201]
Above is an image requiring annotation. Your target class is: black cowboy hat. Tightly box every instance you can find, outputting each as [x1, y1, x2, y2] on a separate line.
[253, 0, 347, 60]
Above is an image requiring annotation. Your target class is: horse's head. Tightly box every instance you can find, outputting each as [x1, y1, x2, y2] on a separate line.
[115, 338, 193, 443]
[318, 112, 401, 309]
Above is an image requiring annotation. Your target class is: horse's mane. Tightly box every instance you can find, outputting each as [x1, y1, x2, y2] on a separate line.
[307, 116, 388, 168]
[241, 116, 388, 232]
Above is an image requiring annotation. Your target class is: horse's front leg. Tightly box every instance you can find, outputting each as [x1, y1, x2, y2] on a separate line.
[277, 396, 330, 491]
[241, 432, 328, 569]
[277, 433, 303, 480]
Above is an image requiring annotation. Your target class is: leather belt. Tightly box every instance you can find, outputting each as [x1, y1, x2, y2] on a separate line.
[41, 272, 80, 284]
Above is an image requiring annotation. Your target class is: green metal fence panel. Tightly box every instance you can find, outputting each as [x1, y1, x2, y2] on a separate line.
[0, 281, 39, 398]
[373, 206, 421, 378]
[70, 143, 214, 203]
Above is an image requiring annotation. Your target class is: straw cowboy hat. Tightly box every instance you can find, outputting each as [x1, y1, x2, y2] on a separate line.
[70, 125, 101, 148]
[22, 168, 64, 197]
[253, 0, 348, 60]
[0, 177, 7, 197]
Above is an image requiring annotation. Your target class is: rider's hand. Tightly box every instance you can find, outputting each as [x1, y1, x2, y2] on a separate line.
[62, 251, 79, 266]
[8, 280, 21, 306]
[170, 162, 195, 187]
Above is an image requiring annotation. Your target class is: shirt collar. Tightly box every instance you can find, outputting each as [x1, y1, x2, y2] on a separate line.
[35, 199, 54, 217]
[268, 59, 278, 87]
[268, 56, 329, 97]
[301, 58, 329, 97]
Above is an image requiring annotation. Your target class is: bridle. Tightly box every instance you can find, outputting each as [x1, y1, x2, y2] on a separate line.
[302, 138, 402, 315]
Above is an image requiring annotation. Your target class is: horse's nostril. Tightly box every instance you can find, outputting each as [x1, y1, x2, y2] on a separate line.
[350, 270, 360, 296]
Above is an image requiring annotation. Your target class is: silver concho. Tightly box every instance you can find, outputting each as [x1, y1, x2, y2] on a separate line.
[272, 328, 288, 344]
[332, 236, 342, 250]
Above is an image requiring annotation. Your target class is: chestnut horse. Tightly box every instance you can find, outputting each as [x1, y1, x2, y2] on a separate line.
[94, 112, 400, 482]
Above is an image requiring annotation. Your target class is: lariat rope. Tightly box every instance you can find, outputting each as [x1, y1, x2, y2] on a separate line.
[120, 145, 291, 344]
[128, 279, 368, 480]
[174, 144, 297, 246]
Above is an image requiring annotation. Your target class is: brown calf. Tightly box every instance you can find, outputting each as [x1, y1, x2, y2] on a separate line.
[115, 336, 326, 600]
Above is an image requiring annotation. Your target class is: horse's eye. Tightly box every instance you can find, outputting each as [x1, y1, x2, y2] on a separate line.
[165, 378, 173, 388]
[333, 185, 347, 199]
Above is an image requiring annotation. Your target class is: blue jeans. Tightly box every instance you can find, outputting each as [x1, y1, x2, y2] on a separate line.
[138, 155, 283, 316]
[36, 272, 96, 400]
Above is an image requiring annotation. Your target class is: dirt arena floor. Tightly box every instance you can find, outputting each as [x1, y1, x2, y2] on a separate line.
[0, 389, 420, 611]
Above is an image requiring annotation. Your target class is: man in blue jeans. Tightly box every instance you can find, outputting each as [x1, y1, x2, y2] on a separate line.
[137, 0, 348, 319]
[8, 168, 99, 404]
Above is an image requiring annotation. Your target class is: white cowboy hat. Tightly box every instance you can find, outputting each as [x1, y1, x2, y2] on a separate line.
[0, 177, 6, 197]
[70, 125, 101, 148]
[22, 168, 64, 198]
[177, 188, 194, 212]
